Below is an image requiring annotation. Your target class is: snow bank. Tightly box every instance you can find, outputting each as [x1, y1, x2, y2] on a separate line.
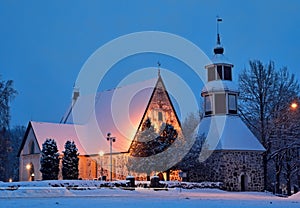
[289, 192, 300, 200]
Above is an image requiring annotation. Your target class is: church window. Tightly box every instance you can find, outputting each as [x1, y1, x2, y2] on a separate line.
[29, 141, 35, 154]
[158, 111, 163, 121]
[217, 65, 223, 80]
[224, 66, 232, 80]
[205, 95, 213, 115]
[215, 93, 226, 114]
[228, 94, 237, 114]
[207, 66, 215, 81]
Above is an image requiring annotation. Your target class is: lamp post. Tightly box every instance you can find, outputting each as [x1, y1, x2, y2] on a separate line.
[106, 133, 116, 181]
[99, 151, 104, 180]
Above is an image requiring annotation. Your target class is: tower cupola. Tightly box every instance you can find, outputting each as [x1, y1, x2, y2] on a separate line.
[201, 17, 239, 116]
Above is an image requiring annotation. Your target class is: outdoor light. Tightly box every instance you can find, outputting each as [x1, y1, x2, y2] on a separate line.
[106, 132, 116, 181]
[99, 151, 104, 157]
[291, 102, 298, 110]
[26, 164, 31, 170]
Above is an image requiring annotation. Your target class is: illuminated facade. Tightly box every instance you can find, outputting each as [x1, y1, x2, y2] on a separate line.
[18, 75, 183, 181]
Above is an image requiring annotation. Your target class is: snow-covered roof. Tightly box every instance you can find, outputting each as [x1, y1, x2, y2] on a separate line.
[208, 54, 233, 66]
[201, 80, 239, 94]
[24, 78, 160, 155]
[30, 121, 88, 155]
[197, 115, 265, 151]
[65, 78, 158, 154]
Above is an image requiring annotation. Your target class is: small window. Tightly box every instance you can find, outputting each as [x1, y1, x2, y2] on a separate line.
[217, 65, 223, 80]
[207, 67, 215, 81]
[224, 66, 232, 81]
[29, 141, 35, 154]
[205, 95, 213, 115]
[158, 111, 163, 121]
[228, 94, 237, 114]
[215, 94, 226, 114]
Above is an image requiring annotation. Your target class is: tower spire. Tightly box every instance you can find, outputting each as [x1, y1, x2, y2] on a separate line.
[214, 17, 224, 55]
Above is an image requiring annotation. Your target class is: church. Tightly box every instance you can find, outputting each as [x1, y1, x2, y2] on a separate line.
[18, 25, 265, 191]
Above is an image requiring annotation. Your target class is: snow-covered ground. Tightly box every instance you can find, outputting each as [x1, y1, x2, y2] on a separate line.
[0, 180, 299, 208]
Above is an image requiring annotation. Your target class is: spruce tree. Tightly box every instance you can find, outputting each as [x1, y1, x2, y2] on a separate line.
[62, 141, 79, 180]
[40, 138, 60, 180]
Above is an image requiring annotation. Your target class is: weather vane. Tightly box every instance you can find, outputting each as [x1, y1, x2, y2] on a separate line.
[216, 16, 223, 45]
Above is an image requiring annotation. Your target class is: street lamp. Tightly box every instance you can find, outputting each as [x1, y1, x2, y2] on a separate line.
[291, 102, 298, 110]
[106, 133, 116, 181]
[99, 151, 104, 180]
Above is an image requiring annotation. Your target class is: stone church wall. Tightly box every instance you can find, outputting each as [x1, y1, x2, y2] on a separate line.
[187, 150, 264, 191]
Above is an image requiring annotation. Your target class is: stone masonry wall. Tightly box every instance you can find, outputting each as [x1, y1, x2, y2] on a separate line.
[188, 150, 264, 191]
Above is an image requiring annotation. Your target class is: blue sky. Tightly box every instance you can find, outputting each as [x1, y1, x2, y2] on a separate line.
[1, 0, 300, 127]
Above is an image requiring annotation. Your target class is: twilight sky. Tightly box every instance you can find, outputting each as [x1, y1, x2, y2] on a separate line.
[1, 0, 300, 127]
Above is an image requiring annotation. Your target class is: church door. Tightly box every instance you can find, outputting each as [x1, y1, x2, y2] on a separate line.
[241, 174, 247, 191]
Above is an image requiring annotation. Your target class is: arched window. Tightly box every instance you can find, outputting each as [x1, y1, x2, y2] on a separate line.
[29, 141, 35, 154]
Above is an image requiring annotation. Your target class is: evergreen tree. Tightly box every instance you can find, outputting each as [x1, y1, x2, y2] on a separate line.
[62, 141, 79, 180]
[40, 138, 60, 180]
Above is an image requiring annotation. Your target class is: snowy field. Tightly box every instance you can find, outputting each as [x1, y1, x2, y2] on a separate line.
[0, 181, 299, 208]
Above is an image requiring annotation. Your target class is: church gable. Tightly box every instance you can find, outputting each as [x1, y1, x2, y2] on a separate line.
[129, 77, 183, 156]
[19, 125, 40, 156]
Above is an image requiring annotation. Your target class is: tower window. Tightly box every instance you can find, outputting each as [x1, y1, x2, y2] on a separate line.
[215, 94, 226, 114]
[217, 65, 223, 80]
[228, 94, 237, 114]
[224, 66, 232, 81]
[205, 95, 213, 115]
[207, 67, 215, 81]
[158, 111, 163, 121]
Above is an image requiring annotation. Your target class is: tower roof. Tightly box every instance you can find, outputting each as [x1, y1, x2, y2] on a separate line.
[197, 115, 265, 151]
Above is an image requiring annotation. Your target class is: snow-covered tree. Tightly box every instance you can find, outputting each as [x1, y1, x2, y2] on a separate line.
[269, 97, 300, 195]
[182, 112, 202, 139]
[239, 60, 300, 192]
[128, 118, 183, 177]
[0, 77, 17, 130]
[0, 76, 17, 181]
[40, 138, 60, 180]
[62, 141, 79, 180]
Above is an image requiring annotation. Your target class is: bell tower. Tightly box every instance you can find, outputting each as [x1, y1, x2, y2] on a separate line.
[201, 17, 239, 116]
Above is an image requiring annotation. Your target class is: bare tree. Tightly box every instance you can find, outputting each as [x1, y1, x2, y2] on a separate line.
[0, 78, 17, 130]
[239, 60, 300, 192]
[0, 76, 17, 181]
